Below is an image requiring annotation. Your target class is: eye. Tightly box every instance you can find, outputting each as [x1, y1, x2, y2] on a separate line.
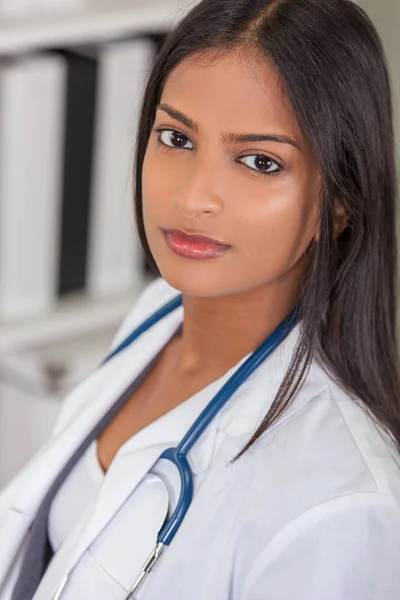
[152, 126, 283, 178]
[153, 126, 193, 150]
[237, 154, 282, 178]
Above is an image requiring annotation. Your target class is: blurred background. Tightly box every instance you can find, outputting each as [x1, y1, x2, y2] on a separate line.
[0, 0, 398, 489]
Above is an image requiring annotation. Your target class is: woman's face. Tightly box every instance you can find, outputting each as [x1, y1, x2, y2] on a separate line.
[142, 50, 321, 299]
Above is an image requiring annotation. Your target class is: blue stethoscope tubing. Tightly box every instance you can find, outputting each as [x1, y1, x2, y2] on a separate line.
[102, 293, 299, 545]
[66, 292, 299, 600]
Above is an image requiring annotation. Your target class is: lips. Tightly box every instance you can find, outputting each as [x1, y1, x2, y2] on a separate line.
[161, 228, 231, 259]
[163, 228, 230, 247]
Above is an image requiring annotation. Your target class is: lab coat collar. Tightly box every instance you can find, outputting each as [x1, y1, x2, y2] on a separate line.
[116, 346, 253, 473]
[116, 319, 322, 475]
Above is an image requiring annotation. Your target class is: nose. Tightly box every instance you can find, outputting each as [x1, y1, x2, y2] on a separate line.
[173, 199, 221, 218]
[171, 166, 224, 219]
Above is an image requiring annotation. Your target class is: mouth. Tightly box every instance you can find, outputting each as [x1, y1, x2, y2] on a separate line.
[161, 228, 231, 260]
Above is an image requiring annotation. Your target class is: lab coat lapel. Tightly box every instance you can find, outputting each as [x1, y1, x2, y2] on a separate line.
[0, 302, 183, 588]
[36, 445, 169, 600]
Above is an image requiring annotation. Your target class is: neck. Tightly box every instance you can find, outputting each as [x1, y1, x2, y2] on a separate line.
[171, 279, 301, 378]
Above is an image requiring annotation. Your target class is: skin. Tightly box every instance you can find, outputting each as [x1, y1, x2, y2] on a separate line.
[141, 48, 349, 380]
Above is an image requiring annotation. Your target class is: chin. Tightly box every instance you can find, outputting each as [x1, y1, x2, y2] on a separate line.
[156, 259, 231, 299]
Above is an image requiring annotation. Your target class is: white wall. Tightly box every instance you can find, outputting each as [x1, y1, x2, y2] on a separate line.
[356, 0, 400, 173]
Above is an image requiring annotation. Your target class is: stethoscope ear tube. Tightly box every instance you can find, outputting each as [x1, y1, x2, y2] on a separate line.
[101, 293, 183, 367]
[177, 302, 301, 458]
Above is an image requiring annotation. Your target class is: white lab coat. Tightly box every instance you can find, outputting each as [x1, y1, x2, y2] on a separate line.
[1, 276, 400, 600]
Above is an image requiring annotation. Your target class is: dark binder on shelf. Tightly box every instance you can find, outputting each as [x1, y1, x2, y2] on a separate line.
[56, 49, 98, 297]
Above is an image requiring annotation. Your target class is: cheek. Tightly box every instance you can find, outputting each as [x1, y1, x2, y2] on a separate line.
[231, 181, 318, 276]
[141, 147, 175, 226]
[141, 150, 164, 232]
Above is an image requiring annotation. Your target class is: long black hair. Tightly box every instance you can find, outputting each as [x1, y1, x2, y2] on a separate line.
[133, 0, 400, 457]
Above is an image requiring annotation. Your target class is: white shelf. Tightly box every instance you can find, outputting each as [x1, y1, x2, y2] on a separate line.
[0, 0, 190, 350]
[0, 277, 151, 354]
[0, 0, 195, 56]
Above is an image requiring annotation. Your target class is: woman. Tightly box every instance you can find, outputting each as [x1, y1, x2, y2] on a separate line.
[1, 0, 400, 598]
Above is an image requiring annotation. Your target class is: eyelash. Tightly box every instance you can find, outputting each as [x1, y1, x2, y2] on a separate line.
[151, 126, 283, 179]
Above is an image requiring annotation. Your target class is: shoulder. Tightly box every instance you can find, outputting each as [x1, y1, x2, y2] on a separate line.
[227, 357, 400, 532]
[217, 322, 400, 508]
[224, 368, 400, 597]
[289, 359, 400, 499]
[52, 277, 179, 435]
[238, 487, 400, 599]
[308, 369, 400, 498]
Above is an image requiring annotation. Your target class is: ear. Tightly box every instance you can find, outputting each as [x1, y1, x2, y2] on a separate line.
[314, 198, 351, 242]
[333, 197, 351, 239]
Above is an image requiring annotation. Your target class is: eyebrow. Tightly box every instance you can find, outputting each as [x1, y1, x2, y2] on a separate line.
[156, 103, 301, 150]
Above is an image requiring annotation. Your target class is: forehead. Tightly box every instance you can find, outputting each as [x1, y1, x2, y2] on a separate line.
[160, 49, 303, 142]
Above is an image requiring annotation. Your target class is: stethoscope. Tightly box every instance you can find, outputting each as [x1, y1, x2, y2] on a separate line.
[52, 292, 300, 600]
